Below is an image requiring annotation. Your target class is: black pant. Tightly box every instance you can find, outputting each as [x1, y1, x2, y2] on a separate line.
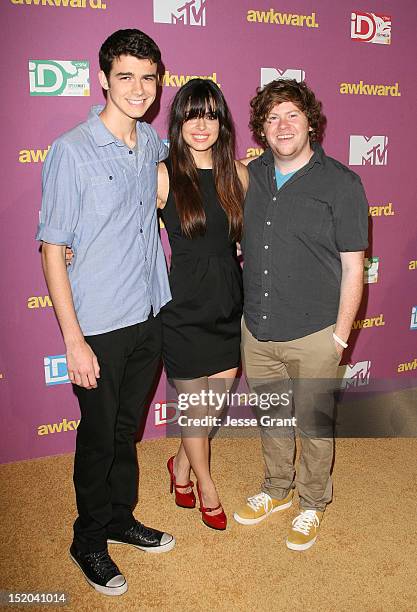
[72, 314, 162, 552]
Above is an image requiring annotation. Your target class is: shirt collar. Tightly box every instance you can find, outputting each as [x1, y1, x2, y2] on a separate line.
[260, 141, 325, 167]
[87, 105, 149, 148]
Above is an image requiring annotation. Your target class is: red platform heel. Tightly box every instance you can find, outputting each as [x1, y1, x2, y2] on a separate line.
[167, 456, 196, 509]
[197, 483, 227, 530]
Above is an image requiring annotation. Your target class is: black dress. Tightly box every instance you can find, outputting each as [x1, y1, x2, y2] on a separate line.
[160, 160, 243, 379]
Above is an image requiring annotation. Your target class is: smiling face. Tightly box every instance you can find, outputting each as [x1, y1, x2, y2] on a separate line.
[99, 54, 158, 121]
[263, 100, 313, 168]
[181, 105, 220, 159]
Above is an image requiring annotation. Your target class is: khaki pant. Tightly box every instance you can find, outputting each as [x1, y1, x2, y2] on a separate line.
[241, 318, 341, 511]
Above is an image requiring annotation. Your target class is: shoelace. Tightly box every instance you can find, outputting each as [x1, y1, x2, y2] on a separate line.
[128, 521, 154, 539]
[87, 550, 118, 579]
[247, 492, 272, 512]
[291, 510, 319, 535]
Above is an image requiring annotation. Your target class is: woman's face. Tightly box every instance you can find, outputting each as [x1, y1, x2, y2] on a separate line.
[181, 103, 220, 156]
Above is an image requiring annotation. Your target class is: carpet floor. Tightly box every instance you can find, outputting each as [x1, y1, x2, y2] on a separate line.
[1, 437, 416, 611]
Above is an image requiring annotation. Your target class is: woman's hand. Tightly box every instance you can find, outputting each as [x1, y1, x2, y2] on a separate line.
[65, 247, 74, 267]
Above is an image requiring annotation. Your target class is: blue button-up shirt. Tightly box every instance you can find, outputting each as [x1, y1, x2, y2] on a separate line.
[36, 106, 171, 335]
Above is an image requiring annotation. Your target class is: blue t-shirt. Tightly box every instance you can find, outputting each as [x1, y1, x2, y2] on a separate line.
[275, 167, 296, 189]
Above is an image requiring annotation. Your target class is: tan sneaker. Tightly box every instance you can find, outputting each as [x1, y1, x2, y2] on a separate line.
[233, 490, 293, 525]
[286, 509, 323, 551]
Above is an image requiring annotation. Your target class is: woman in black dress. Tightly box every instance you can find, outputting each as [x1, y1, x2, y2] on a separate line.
[158, 79, 248, 530]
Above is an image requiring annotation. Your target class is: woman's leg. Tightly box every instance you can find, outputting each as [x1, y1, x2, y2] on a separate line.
[207, 367, 238, 423]
[172, 368, 238, 514]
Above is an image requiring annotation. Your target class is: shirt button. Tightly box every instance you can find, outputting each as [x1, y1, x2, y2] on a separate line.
[129, 150, 133, 155]
[266, 221, 271, 226]
[265, 292, 269, 297]
[264, 270, 268, 274]
[140, 229, 143, 233]
[140, 201, 143, 206]
[264, 245, 269, 249]
[262, 315, 267, 320]
[272, 196, 276, 201]
[109, 176, 113, 180]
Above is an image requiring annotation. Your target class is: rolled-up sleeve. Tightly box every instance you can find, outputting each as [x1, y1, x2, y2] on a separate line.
[36, 140, 80, 245]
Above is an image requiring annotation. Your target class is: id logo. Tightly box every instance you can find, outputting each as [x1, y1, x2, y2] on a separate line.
[351, 12, 391, 45]
[44, 355, 70, 386]
[154, 401, 180, 426]
[364, 256, 379, 284]
[260, 68, 305, 88]
[340, 360, 371, 389]
[29, 60, 89, 97]
[349, 136, 388, 166]
[153, 0, 206, 26]
[410, 307, 417, 331]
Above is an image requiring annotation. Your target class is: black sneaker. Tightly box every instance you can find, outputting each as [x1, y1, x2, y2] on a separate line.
[108, 520, 175, 553]
[69, 544, 127, 596]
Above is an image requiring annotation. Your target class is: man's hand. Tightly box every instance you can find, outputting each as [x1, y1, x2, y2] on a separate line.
[66, 340, 100, 389]
[333, 339, 345, 358]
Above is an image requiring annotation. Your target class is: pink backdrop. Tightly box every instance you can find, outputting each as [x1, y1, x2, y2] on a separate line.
[1, 0, 416, 463]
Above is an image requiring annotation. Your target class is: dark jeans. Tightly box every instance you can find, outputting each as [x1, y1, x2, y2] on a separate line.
[72, 313, 162, 552]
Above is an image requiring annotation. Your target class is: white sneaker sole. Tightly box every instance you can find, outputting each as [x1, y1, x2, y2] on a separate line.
[107, 536, 176, 554]
[69, 553, 127, 596]
[233, 498, 293, 525]
[286, 535, 317, 551]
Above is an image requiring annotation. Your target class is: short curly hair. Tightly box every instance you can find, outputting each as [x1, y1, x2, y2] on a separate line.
[249, 79, 326, 144]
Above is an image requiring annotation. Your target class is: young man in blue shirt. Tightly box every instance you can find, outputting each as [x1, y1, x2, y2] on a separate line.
[37, 29, 174, 596]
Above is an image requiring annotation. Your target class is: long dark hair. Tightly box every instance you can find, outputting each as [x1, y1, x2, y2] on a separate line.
[168, 78, 243, 241]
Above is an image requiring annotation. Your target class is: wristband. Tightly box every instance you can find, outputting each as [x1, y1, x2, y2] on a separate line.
[333, 333, 348, 349]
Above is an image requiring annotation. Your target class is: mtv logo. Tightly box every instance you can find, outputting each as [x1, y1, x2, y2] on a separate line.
[351, 11, 391, 45]
[410, 306, 417, 331]
[364, 256, 379, 284]
[339, 361, 371, 389]
[349, 136, 388, 166]
[29, 60, 89, 96]
[153, 0, 206, 26]
[154, 401, 180, 426]
[261, 68, 305, 88]
[44, 355, 70, 386]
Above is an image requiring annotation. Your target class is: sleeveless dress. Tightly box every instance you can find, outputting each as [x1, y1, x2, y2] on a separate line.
[160, 160, 243, 379]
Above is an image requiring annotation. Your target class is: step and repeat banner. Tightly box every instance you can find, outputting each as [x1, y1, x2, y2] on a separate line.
[1, 0, 416, 463]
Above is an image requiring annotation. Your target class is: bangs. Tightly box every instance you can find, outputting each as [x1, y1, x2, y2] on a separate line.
[183, 91, 218, 121]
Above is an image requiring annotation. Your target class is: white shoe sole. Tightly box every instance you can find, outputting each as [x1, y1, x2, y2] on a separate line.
[286, 535, 317, 551]
[69, 553, 128, 596]
[233, 499, 293, 525]
[107, 536, 176, 553]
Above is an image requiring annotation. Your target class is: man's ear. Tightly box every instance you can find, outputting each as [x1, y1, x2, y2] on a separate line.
[98, 70, 109, 91]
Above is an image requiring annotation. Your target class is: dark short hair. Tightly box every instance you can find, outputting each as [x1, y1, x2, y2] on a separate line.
[99, 29, 161, 78]
[249, 79, 326, 144]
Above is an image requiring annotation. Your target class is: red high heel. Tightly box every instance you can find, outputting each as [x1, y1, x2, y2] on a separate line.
[167, 456, 196, 509]
[197, 483, 227, 530]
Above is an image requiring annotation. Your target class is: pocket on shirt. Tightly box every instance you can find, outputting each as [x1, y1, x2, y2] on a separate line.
[287, 196, 330, 239]
[91, 171, 128, 216]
